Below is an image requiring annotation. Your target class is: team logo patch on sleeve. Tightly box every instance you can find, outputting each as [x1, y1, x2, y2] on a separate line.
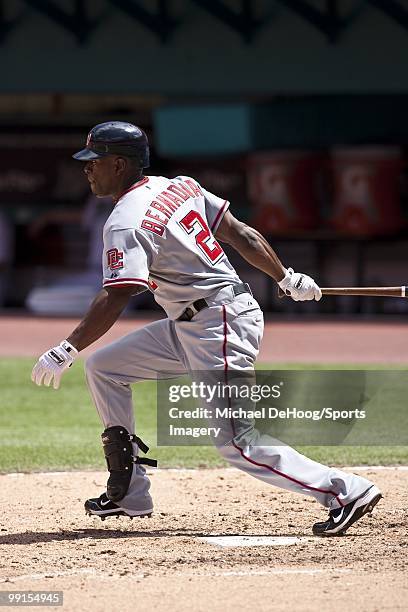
[106, 248, 124, 270]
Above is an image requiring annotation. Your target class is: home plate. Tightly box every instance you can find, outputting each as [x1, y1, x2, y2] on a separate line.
[200, 536, 310, 547]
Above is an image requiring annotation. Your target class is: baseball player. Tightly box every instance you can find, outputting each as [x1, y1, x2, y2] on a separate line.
[31, 122, 381, 536]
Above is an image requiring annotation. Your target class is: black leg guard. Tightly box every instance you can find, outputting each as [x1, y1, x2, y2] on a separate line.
[102, 427, 133, 502]
[101, 426, 157, 503]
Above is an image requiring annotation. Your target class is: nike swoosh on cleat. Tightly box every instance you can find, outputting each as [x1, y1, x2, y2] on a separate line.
[100, 498, 111, 507]
[331, 509, 345, 524]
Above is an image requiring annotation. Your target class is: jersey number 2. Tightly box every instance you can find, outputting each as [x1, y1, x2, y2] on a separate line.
[179, 211, 223, 264]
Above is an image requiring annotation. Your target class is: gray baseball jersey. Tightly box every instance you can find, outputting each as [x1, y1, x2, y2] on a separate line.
[102, 175, 240, 319]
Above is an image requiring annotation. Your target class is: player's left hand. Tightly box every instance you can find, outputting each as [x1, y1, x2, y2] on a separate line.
[278, 267, 322, 302]
[31, 340, 78, 390]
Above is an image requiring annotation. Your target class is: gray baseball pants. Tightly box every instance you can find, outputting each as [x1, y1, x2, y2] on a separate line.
[85, 286, 372, 513]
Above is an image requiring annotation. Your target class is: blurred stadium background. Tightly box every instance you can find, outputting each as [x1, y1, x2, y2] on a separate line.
[1, 0, 408, 318]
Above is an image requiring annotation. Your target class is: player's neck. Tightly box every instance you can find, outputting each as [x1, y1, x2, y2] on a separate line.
[113, 173, 145, 202]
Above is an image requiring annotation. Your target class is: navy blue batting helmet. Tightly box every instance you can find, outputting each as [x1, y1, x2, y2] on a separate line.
[73, 121, 150, 167]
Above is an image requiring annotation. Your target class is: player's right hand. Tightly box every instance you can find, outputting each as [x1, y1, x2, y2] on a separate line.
[278, 268, 322, 302]
[31, 340, 78, 390]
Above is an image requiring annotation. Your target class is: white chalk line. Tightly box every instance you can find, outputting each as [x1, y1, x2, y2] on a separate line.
[1, 569, 98, 583]
[214, 568, 351, 577]
[1, 569, 145, 583]
[350, 466, 408, 471]
[1, 567, 350, 583]
[2, 465, 408, 478]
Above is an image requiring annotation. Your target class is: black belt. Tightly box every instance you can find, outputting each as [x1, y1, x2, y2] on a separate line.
[177, 283, 252, 322]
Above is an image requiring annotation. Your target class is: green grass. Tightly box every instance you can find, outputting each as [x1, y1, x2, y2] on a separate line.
[0, 357, 406, 473]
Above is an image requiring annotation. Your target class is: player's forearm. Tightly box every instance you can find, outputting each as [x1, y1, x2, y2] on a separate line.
[66, 288, 131, 352]
[222, 222, 286, 282]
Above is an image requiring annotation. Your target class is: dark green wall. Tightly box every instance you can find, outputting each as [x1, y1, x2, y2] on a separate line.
[0, 1, 407, 94]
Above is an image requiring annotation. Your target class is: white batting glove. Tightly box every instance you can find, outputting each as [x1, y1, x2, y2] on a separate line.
[278, 268, 322, 302]
[31, 340, 78, 390]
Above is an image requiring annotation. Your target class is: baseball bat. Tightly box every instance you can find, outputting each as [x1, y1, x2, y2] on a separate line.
[278, 286, 408, 298]
[319, 286, 407, 297]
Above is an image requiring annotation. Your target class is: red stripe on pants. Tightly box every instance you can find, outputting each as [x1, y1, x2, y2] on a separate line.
[221, 305, 344, 507]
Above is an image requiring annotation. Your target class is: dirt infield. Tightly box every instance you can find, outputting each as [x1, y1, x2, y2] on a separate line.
[0, 468, 406, 611]
[1, 316, 407, 610]
[1, 315, 408, 363]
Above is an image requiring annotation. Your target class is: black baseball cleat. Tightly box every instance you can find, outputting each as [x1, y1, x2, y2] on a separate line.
[84, 493, 152, 521]
[312, 485, 382, 537]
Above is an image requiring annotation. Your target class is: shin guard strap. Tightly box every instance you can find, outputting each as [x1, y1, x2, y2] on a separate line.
[130, 435, 149, 454]
[136, 457, 158, 468]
